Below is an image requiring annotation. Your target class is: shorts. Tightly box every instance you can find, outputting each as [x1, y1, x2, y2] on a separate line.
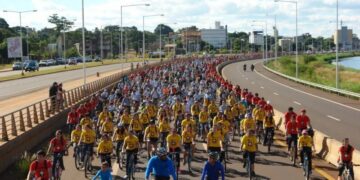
[169, 147, 181, 153]
[183, 143, 192, 151]
[244, 151, 256, 165]
[135, 131, 144, 142]
[207, 147, 221, 153]
[148, 138, 158, 144]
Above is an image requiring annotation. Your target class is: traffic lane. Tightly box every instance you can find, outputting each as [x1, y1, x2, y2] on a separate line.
[0, 64, 69, 78]
[60, 133, 327, 180]
[222, 61, 360, 149]
[0, 62, 146, 101]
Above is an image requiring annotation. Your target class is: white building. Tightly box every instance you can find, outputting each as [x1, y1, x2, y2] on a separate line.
[200, 21, 228, 48]
[334, 26, 353, 50]
[278, 38, 293, 51]
[249, 31, 264, 46]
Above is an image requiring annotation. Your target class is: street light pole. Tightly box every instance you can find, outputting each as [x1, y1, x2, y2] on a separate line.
[3, 9, 37, 75]
[142, 14, 164, 64]
[336, 0, 339, 89]
[275, 0, 298, 78]
[121, 4, 150, 61]
[82, 0, 86, 85]
[160, 24, 162, 60]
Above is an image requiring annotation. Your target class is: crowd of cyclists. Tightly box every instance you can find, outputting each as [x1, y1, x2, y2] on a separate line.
[26, 55, 355, 180]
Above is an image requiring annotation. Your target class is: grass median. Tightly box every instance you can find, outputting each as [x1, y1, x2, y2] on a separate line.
[265, 52, 360, 93]
[0, 58, 160, 82]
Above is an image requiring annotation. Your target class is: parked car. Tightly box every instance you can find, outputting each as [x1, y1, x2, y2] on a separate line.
[85, 56, 93, 62]
[24, 60, 39, 72]
[12, 62, 23, 70]
[94, 56, 101, 62]
[47, 59, 56, 66]
[55, 58, 66, 65]
[39, 60, 50, 67]
[68, 57, 77, 65]
[76, 57, 83, 63]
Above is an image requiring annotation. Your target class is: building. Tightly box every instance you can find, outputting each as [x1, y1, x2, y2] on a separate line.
[200, 21, 228, 48]
[181, 29, 201, 53]
[249, 31, 264, 45]
[334, 26, 353, 50]
[278, 38, 293, 51]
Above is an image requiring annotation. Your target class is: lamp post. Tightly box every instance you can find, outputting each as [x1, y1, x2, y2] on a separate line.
[3, 9, 37, 75]
[120, 3, 150, 61]
[335, 0, 339, 89]
[275, 0, 298, 78]
[143, 14, 164, 64]
[81, 0, 86, 86]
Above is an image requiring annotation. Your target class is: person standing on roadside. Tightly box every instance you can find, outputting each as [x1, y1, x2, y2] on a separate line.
[57, 83, 65, 110]
[49, 82, 58, 112]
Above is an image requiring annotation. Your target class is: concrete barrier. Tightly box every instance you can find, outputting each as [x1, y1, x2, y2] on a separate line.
[219, 59, 360, 179]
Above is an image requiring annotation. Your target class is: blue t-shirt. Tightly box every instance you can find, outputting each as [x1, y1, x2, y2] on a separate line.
[145, 156, 176, 179]
[201, 160, 225, 180]
[92, 169, 112, 180]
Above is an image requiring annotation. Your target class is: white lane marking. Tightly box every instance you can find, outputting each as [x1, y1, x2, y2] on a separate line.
[253, 63, 360, 113]
[251, 82, 255, 85]
[293, 101, 302, 105]
[245, 78, 248, 80]
[327, 115, 341, 122]
[260, 86, 264, 89]
[273, 92, 279, 96]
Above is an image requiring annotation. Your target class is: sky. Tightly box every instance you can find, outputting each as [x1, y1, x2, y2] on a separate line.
[0, 0, 360, 38]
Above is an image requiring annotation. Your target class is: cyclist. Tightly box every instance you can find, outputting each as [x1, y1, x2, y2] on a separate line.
[97, 134, 113, 167]
[286, 115, 299, 157]
[181, 113, 196, 133]
[243, 64, 247, 71]
[263, 112, 275, 145]
[240, 113, 256, 136]
[27, 150, 52, 180]
[98, 108, 112, 128]
[182, 125, 195, 170]
[298, 130, 315, 172]
[199, 106, 209, 142]
[145, 147, 177, 180]
[240, 129, 258, 176]
[130, 113, 144, 146]
[144, 120, 160, 159]
[296, 109, 312, 135]
[92, 162, 112, 180]
[201, 152, 225, 180]
[337, 138, 355, 180]
[67, 106, 79, 132]
[208, 100, 218, 120]
[253, 105, 265, 141]
[206, 125, 223, 162]
[159, 117, 171, 148]
[264, 101, 274, 116]
[112, 125, 127, 167]
[166, 128, 182, 173]
[47, 130, 66, 176]
[100, 117, 114, 136]
[80, 113, 94, 129]
[122, 129, 140, 179]
[251, 64, 255, 71]
[140, 109, 150, 131]
[71, 124, 82, 157]
[120, 110, 131, 129]
[284, 107, 297, 128]
[78, 124, 96, 165]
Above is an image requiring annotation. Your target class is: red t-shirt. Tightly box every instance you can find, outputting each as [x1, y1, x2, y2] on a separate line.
[50, 138, 67, 153]
[264, 104, 273, 113]
[286, 121, 298, 135]
[339, 146, 354, 162]
[29, 160, 52, 180]
[284, 111, 297, 126]
[252, 96, 260, 105]
[76, 107, 87, 118]
[67, 111, 78, 124]
[258, 100, 266, 107]
[296, 115, 310, 129]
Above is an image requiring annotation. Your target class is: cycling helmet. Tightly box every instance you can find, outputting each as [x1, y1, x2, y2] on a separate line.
[157, 147, 167, 156]
[209, 152, 219, 160]
[302, 129, 308, 135]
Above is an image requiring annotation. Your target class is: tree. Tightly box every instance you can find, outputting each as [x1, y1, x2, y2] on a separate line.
[0, 18, 9, 29]
[48, 14, 74, 35]
[154, 24, 174, 36]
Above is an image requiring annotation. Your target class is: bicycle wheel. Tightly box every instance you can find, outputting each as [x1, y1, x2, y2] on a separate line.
[131, 155, 136, 180]
[187, 149, 192, 173]
[304, 156, 310, 180]
[74, 148, 80, 170]
[267, 135, 272, 152]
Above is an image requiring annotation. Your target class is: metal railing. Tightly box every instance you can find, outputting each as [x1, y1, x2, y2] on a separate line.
[0, 61, 165, 143]
[263, 60, 360, 100]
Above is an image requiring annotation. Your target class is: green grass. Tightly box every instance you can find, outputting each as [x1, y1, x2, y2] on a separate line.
[266, 52, 360, 93]
[0, 64, 12, 71]
[0, 58, 160, 82]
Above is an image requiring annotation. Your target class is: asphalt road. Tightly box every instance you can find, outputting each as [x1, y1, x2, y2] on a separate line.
[0, 62, 138, 101]
[222, 60, 360, 149]
[0, 64, 72, 78]
[59, 131, 327, 180]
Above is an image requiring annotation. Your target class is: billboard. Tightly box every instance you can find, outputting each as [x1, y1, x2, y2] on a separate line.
[7, 37, 22, 58]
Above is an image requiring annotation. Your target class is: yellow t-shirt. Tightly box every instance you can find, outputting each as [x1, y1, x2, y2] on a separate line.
[172, 103, 184, 114]
[124, 135, 139, 150]
[181, 119, 196, 130]
[113, 129, 128, 142]
[208, 103, 218, 114]
[80, 129, 96, 144]
[145, 126, 159, 138]
[253, 108, 266, 122]
[224, 109, 234, 121]
[298, 135, 313, 148]
[166, 134, 181, 149]
[71, 129, 82, 143]
[231, 106, 239, 117]
[101, 121, 114, 133]
[199, 111, 209, 123]
[159, 121, 170, 133]
[207, 131, 222, 148]
[264, 117, 275, 128]
[227, 97, 236, 107]
[182, 130, 194, 144]
[130, 119, 143, 131]
[97, 140, 113, 154]
[98, 112, 112, 126]
[241, 135, 257, 152]
[238, 104, 246, 115]
[191, 104, 200, 116]
[212, 116, 222, 126]
[147, 105, 157, 118]
[241, 118, 256, 132]
[218, 120, 231, 134]
[121, 114, 131, 125]
[140, 112, 150, 125]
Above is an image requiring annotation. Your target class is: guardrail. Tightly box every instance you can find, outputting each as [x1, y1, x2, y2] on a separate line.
[263, 60, 360, 100]
[0, 61, 163, 143]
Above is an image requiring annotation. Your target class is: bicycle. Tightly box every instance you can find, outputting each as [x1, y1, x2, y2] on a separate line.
[289, 137, 297, 166]
[169, 152, 180, 180]
[341, 163, 353, 180]
[53, 153, 63, 180]
[73, 143, 81, 170]
[303, 151, 311, 180]
[126, 152, 137, 180]
[186, 144, 193, 173]
[83, 147, 93, 178]
[245, 152, 254, 180]
[99, 154, 112, 168]
[256, 125, 264, 144]
[266, 129, 274, 152]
